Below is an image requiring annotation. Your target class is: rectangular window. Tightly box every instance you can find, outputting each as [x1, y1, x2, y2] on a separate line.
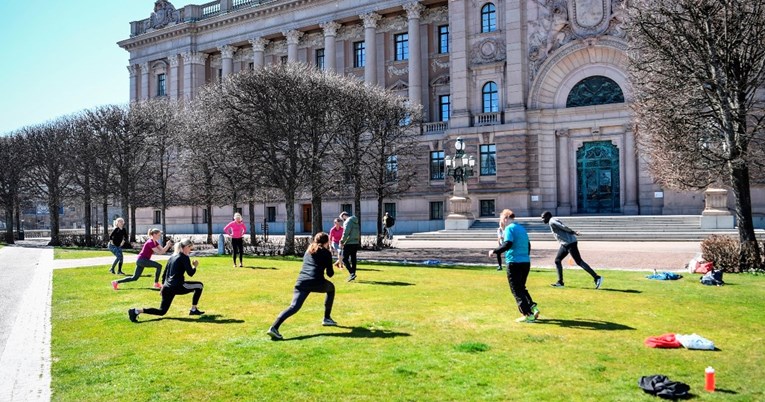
[438, 25, 449, 54]
[394, 33, 409, 61]
[353, 41, 365, 68]
[430, 201, 444, 220]
[153, 210, 161, 225]
[386, 155, 398, 182]
[203, 208, 210, 224]
[266, 207, 276, 222]
[156, 74, 166, 97]
[217, 68, 223, 81]
[480, 144, 497, 176]
[430, 151, 445, 180]
[248, 62, 254, 71]
[480, 200, 496, 217]
[384, 203, 396, 217]
[341, 203, 353, 216]
[439, 95, 450, 122]
[316, 48, 325, 70]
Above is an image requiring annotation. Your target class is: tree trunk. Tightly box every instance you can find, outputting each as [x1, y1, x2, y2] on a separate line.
[248, 199, 256, 245]
[48, 195, 61, 246]
[311, 189, 323, 236]
[102, 198, 109, 242]
[4, 203, 14, 244]
[206, 201, 213, 244]
[130, 205, 138, 242]
[729, 159, 762, 270]
[284, 191, 295, 255]
[121, 193, 131, 241]
[376, 193, 384, 248]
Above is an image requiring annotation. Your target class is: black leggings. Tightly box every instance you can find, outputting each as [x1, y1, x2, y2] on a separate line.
[507, 262, 535, 316]
[143, 282, 204, 316]
[271, 281, 335, 329]
[342, 244, 359, 274]
[117, 258, 162, 284]
[554, 242, 598, 283]
[231, 238, 244, 264]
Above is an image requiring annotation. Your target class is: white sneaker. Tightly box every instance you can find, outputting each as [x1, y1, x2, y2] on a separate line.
[322, 318, 338, 326]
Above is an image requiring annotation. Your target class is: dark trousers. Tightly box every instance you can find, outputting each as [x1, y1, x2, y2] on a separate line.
[108, 243, 124, 273]
[117, 258, 161, 284]
[342, 244, 359, 274]
[143, 282, 204, 316]
[271, 281, 335, 329]
[554, 242, 598, 283]
[231, 238, 244, 264]
[507, 262, 535, 316]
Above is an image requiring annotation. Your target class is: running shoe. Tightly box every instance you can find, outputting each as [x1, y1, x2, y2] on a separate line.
[550, 282, 564, 288]
[128, 308, 138, 323]
[595, 276, 603, 290]
[111, 281, 119, 291]
[531, 304, 540, 319]
[189, 308, 205, 316]
[515, 315, 537, 323]
[153, 282, 162, 289]
[322, 318, 338, 326]
[267, 327, 283, 340]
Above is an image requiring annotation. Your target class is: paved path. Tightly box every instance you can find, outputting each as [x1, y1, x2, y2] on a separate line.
[0, 238, 700, 401]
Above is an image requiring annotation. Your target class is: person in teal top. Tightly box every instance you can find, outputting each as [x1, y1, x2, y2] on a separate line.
[489, 209, 539, 323]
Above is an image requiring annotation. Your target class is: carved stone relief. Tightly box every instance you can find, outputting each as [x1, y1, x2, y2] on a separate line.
[387, 65, 408, 77]
[378, 16, 407, 33]
[338, 24, 364, 41]
[145, 0, 181, 31]
[470, 38, 506, 66]
[422, 6, 448, 25]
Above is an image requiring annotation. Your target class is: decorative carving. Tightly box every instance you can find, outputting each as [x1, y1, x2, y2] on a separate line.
[209, 55, 221, 69]
[388, 79, 409, 91]
[283, 30, 304, 45]
[360, 12, 382, 29]
[470, 38, 506, 65]
[378, 15, 407, 33]
[387, 65, 408, 77]
[151, 60, 168, 73]
[422, 6, 448, 25]
[268, 40, 287, 55]
[181, 51, 208, 65]
[338, 24, 364, 41]
[403, 2, 425, 20]
[605, 0, 628, 38]
[568, 0, 611, 37]
[127, 65, 139, 76]
[528, 0, 572, 80]
[555, 129, 570, 138]
[146, 0, 180, 30]
[219, 45, 237, 59]
[303, 33, 324, 48]
[235, 48, 253, 62]
[249, 37, 270, 52]
[431, 75, 450, 87]
[320, 21, 341, 37]
[431, 58, 449, 70]
[139, 62, 150, 74]
[168, 54, 180, 67]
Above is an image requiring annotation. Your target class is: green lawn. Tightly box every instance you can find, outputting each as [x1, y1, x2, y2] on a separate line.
[52, 256, 765, 401]
[54, 247, 137, 260]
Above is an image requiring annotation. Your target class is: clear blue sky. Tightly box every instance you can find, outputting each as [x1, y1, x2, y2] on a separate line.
[0, 1, 155, 134]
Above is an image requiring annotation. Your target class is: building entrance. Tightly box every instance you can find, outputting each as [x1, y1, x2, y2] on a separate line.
[577, 141, 620, 213]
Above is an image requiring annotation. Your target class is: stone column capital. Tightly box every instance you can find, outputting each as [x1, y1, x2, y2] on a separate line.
[320, 21, 341, 37]
[218, 45, 238, 59]
[127, 64, 139, 76]
[403, 2, 424, 20]
[555, 129, 570, 138]
[360, 12, 382, 29]
[249, 37, 270, 52]
[168, 54, 180, 67]
[139, 62, 150, 73]
[182, 51, 208, 65]
[283, 29, 304, 45]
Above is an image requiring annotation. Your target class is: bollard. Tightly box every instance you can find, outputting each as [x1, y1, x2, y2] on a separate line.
[218, 233, 225, 255]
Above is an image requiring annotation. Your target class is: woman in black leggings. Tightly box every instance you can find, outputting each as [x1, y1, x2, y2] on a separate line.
[128, 238, 205, 322]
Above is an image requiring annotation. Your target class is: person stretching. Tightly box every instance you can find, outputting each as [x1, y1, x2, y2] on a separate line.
[112, 228, 171, 290]
[128, 238, 204, 322]
[541, 211, 603, 289]
[267, 232, 337, 340]
[224, 212, 247, 268]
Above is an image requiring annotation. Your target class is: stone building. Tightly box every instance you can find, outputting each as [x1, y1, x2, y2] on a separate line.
[118, 0, 763, 235]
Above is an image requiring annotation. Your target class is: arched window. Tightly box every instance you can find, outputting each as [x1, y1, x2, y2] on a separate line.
[481, 3, 497, 33]
[482, 81, 499, 113]
[566, 76, 625, 108]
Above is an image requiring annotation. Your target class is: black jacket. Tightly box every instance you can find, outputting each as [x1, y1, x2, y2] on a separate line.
[162, 253, 197, 289]
[295, 248, 334, 291]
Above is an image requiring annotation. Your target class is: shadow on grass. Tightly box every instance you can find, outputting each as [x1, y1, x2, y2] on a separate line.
[282, 325, 410, 341]
[535, 318, 635, 331]
[241, 265, 279, 270]
[357, 280, 415, 286]
[599, 288, 642, 294]
[141, 314, 245, 324]
[714, 388, 737, 395]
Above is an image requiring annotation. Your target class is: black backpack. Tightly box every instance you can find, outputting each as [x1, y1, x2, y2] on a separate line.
[700, 269, 724, 286]
[638, 375, 691, 399]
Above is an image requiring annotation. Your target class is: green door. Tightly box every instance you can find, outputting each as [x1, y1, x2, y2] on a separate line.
[576, 141, 620, 213]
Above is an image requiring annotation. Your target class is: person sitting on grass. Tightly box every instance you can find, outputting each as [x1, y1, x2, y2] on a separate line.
[128, 238, 205, 322]
[112, 228, 172, 290]
[268, 232, 337, 340]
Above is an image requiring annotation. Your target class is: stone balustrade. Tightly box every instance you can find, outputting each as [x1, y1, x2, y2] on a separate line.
[423, 121, 448, 134]
[474, 112, 502, 126]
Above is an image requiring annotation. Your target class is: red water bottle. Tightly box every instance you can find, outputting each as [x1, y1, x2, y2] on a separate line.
[705, 366, 715, 392]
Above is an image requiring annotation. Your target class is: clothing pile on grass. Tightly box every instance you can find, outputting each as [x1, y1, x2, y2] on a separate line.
[688, 255, 725, 286]
[638, 375, 691, 399]
[644, 333, 715, 350]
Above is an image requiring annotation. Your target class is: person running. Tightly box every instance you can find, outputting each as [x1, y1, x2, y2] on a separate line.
[495, 218, 505, 271]
[339, 211, 360, 282]
[489, 209, 539, 323]
[128, 238, 205, 322]
[541, 211, 603, 289]
[224, 212, 247, 268]
[112, 228, 172, 290]
[267, 232, 337, 340]
[108, 217, 128, 275]
[329, 217, 344, 269]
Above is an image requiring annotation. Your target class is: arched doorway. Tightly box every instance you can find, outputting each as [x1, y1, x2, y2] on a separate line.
[577, 141, 620, 213]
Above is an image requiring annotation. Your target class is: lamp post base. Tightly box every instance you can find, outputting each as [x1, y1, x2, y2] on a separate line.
[445, 213, 475, 230]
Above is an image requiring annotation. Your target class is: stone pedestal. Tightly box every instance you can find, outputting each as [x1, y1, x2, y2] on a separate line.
[700, 188, 734, 229]
[445, 182, 474, 230]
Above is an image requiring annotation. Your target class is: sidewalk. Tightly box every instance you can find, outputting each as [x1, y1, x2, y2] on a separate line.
[0, 238, 700, 401]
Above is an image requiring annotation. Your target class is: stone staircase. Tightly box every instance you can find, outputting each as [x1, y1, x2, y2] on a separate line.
[402, 215, 765, 242]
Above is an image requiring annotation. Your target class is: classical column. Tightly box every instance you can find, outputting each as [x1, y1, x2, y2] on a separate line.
[139, 62, 150, 100]
[168, 55, 180, 99]
[448, 0, 471, 127]
[504, 0, 525, 122]
[284, 30, 303, 63]
[360, 13, 381, 85]
[320, 21, 340, 72]
[127, 64, 139, 102]
[182, 52, 208, 100]
[556, 129, 572, 215]
[249, 38, 269, 68]
[404, 2, 424, 105]
[623, 127, 639, 214]
[219, 45, 237, 77]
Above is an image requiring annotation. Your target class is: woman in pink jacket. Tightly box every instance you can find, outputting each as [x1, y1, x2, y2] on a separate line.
[224, 213, 247, 267]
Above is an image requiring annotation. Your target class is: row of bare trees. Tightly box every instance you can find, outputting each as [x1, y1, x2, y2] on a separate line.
[1, 64, 420, 254]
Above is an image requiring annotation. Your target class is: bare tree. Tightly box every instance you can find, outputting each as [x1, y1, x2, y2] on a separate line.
[629, 0, 765, 269]
[0, 133, 29, 243]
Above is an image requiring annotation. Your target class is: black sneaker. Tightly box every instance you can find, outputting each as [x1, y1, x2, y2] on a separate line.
[267, 326, 283, 340]
[347, 274, 357, 282]
[128, 308, 138, 323]
[496, 266, 503, 271]
[189, 309, 205, 316]
[550, 282, 564, 288]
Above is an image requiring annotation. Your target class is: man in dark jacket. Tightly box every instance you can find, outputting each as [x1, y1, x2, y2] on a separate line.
[542, 211, 602, 289]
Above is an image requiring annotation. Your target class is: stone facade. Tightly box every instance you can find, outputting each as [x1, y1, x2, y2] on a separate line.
[119, 0, 764, 235]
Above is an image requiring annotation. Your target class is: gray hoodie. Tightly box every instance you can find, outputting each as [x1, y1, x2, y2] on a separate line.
[548, 217, 578, 245]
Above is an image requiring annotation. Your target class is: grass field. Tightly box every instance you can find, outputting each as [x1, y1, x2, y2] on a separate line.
[54, 247, 137, 260]
[52, 255, 765, 401]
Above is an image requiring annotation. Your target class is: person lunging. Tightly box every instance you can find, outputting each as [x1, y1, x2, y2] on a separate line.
[112, 228, 171, 290]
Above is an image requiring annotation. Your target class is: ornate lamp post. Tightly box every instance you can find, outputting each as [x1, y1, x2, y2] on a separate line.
[444, 137, 477, 230]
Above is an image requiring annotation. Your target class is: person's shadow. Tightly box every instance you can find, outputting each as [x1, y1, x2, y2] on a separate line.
[282, 325, 410, 341]
[534, 318, 635, 331]
[141, 314, 245, 324]
[356, 280, 414, 287]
